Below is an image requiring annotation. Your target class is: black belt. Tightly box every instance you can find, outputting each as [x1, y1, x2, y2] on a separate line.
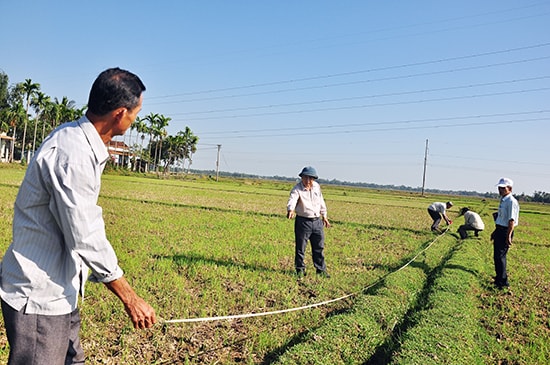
[297, 216, 319, 221]
[495, 225, 508, 230]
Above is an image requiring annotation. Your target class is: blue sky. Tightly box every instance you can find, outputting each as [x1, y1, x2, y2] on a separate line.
[1, 1, 549, 195]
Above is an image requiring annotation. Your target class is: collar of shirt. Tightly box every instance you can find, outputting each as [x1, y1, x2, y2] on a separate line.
[78, 116, 110, 165]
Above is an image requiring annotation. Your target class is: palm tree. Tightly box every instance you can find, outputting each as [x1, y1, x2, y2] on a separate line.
[31, 91, 50, 154]
[18, 79, 40, 162]
[135, 117, 149, 172]
[154, 114, 171, 174]
[143, 112, 159, 171]
[131, 117, 147, 171]
[177, 126, 199, 174]
[159, 127, 198, 174]
[40, 99, 57, 141]
[6, 103, 26, 162]
[0, 119, 8, 134]
[55, 96, 78, 124]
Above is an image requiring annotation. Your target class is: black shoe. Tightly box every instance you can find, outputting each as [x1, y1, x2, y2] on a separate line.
[296, 269, 306, 278]
[496, 283, 510, 290]
[316, 270, 330, 278]
[493, 279, 509, 289]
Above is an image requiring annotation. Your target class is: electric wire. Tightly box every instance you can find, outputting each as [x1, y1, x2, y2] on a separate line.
[148, 56, 550, 105]
[147, 42, 550, 99]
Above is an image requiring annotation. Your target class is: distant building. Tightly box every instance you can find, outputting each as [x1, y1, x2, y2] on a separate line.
[105, 140, 132, 168]
[0, 133, 15, 162]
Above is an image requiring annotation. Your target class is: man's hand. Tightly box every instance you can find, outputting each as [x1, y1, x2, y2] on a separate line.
[287, 210, 296, 219]
[104, 277, 157, 329]
[322, 216, 331, 228]
[506, 236, 513, 248]
[123, 296, 157, 329]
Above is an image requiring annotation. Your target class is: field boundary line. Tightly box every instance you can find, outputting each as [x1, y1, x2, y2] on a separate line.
[163, 228, 449, 324]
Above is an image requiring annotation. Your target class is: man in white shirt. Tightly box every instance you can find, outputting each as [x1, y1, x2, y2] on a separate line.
[457, 207, 485, 239]
[491, 177, 520, 289]
[427, 201, 453, 232]
[287, 166, 331, 278]
[0, 68, 156, 364]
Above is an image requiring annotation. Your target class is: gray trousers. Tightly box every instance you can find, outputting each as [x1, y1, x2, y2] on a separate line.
[428, 208, 442, 230]
[1, 299, 85, 365]
[294, 216, 326, 272]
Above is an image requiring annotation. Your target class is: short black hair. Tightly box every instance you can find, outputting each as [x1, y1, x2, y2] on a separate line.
[87, 67, 145, 116]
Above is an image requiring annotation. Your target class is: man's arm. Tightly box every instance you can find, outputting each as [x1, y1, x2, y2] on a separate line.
[506, 219, 515, 247]
[104, 277, 157, 329]
[286, 186, 300, 219]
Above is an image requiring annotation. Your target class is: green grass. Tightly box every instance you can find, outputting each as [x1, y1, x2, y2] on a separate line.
[0, 166, 548, 364]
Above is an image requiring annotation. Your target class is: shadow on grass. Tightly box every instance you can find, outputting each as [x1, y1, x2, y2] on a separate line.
[153, 253, 285, 275]
[259, 239, 438, 364]
[362, 240, 465, 365]
[106, 195, 429, 235]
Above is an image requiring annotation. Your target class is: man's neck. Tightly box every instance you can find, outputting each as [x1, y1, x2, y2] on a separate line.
[86, 111, 115, 143]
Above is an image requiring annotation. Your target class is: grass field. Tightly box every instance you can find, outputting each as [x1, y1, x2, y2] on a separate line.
[0, 166, 549, 364]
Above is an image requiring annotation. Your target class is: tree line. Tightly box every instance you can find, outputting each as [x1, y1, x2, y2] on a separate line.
[0, 70, 198, 174]
[194, 169, 549, 202]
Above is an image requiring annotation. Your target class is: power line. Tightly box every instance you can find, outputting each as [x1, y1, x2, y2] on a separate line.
[147, 56, 550, 105]
[198, 116, 548, 140]
[173, 76, 550, 116]
[176, 87, 550, 122]
[197, 109, 550, 136]
[146, 42, 550, 100]
[431, 154, 550, 167]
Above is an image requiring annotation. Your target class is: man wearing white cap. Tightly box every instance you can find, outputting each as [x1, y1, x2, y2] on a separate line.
[491, 177, 520, 289]
[427, 201, 453, 233]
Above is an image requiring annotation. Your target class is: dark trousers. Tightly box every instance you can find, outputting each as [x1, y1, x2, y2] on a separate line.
[492, 226, 512, 287]
[1, 299, 85, 365]
[458, 224, 482, 239]
[427, 208, 442, 230]
[294, 216, 326, 272]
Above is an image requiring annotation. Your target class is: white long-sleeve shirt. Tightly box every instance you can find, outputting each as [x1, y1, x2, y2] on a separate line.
[287, 180, 327, 218]
[463, 211, 485, 230]
[0, 116, 123, 315]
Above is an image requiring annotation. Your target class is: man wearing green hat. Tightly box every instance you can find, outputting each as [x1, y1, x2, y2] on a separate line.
[286, 166, 331, 278]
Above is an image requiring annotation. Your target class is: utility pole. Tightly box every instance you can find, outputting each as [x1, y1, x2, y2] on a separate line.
[421, 139, 428, 196]
[216, 144, 221, 182]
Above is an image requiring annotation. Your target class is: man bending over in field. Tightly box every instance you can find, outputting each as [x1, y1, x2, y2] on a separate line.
[427, 201, 453, 233]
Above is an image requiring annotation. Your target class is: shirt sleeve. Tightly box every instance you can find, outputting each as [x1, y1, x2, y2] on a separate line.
[319, 189, 328, 217]
[511, 200, 520, 225]
[287, 185, 300, 211]
[47, 152, 123, 283]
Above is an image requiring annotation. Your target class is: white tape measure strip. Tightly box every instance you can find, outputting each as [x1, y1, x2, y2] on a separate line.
[163, 228, 447, 324]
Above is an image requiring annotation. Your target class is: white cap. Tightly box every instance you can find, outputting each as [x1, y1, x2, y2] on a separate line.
[496, 177, 513, 187]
